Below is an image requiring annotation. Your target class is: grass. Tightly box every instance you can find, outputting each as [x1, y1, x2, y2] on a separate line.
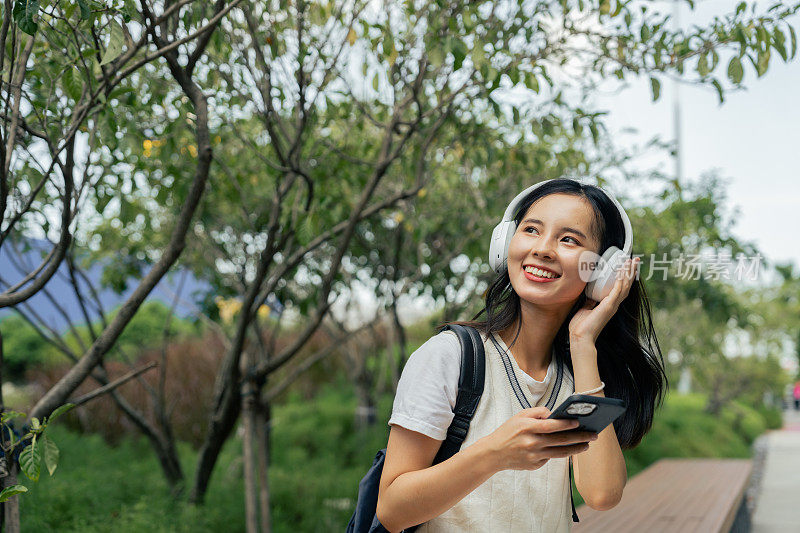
[19, 426, 246, 532]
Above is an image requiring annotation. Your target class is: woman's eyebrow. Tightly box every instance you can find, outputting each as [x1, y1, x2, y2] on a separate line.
[521, 218, 588, 240]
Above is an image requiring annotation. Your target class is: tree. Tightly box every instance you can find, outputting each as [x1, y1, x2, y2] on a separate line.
[0, 1, 239, 524]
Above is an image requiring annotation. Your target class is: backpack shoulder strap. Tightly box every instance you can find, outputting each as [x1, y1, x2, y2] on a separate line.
[432, 324, 485, 465]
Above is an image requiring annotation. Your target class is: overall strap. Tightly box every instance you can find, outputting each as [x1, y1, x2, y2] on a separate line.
[432, 324, 486, 465]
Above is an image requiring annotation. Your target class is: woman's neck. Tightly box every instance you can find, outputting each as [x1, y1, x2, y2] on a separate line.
[498, 303, 572, 380]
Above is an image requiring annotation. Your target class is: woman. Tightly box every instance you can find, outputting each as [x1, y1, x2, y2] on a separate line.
[376, 178, 668, 532]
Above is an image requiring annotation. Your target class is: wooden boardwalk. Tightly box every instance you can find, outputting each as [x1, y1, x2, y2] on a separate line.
[572, 458, 752, 532]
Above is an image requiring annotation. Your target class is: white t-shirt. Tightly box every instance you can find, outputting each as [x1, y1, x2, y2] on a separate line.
[388, 330, 556, 440]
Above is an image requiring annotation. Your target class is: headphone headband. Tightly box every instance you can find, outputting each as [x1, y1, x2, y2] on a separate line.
[499, 179, 633, 255]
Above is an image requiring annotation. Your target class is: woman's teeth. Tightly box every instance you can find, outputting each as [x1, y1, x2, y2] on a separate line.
[524, 266, 560, 279]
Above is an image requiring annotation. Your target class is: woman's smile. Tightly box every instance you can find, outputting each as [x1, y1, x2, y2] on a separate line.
[523, 265, 561, 282]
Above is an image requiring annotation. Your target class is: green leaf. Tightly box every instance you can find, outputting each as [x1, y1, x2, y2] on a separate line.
[0, 485, 27, 503]
[727, 56, 743, 84]
[63, 67, 83, 100]
[696, 53, 709, 77]
[451, 39, 467, 70]
[649, 77, 661, 101]
[790, 26, 797, 59]
[1, 411, 26, 423]
[756, 49, 770, 76]
[471, 44, 486, 71]
[773, 28, 787, 61]
[100, 20, 125, 66]
[19, 439, 41, 482]
[572, 117, 583, 136]
[41, 436, 60, 476]
[298, 215, 314, 245]
[372, 72, 379, 91]
[525, 71, 539, 93]
[12, 0, 40, 35]
[76, 0, 90, 20]
[589, 123, 600, 145]
[47, 403, 75, 424]
[711, 78, 724, 104]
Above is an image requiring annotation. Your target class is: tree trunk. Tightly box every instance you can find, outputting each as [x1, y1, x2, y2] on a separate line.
[190, 382, 241, 503]
[391, 297, 408, 392]
[257, 399, 272, 533]
[2, 465, 20, 533]
[354, 371, 377, 431]
[242, 377, 259, 533]
[0, 331, 19, 533]
[375, 316, 393, 399]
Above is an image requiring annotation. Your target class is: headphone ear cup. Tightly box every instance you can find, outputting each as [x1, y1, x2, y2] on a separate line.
[489, 221, 515, 272]
[585, 246, 626, 301]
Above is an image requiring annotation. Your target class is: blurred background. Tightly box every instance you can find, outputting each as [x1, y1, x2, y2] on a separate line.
[1, 0, 798, 531]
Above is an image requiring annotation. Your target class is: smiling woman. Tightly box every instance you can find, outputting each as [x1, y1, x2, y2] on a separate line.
[375, 178, 669, 532]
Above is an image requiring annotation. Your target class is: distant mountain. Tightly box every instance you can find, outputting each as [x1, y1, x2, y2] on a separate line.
[0, 239, 280, 332]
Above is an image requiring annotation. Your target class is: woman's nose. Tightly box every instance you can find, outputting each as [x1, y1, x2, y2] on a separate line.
[531, 238, 555, 259]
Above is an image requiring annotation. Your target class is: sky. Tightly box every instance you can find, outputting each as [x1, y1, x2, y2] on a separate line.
[591, 0, 800, 278]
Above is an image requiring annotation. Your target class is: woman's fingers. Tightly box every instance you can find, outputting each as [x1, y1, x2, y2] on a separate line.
[546, 430, 598, 446]
[529, 417, 581, 434]
[543, 442, 591, 458]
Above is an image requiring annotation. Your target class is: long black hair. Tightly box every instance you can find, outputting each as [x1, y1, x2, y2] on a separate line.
[439, 178, 668, 449]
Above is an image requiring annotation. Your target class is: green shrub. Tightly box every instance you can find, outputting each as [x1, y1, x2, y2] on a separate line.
[754, 405, 783, 430]
[0, 315, 62, 380]
[622, 392, 771, 481]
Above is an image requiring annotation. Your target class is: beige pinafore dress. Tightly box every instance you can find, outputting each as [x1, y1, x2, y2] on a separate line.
[416, 330, 576, 533]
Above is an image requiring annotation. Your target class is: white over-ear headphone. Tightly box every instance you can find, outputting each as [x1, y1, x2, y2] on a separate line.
[488, 179, 633, 302]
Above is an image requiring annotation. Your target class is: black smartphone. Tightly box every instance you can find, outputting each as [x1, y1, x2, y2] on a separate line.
[546, 394, 626, 434]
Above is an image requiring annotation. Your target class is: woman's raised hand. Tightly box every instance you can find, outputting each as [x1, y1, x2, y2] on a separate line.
[569, 256, 641, 346]
[480, 407, 597, 472]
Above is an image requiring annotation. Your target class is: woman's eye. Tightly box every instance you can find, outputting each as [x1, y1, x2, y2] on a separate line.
[524, 227, 580, 245]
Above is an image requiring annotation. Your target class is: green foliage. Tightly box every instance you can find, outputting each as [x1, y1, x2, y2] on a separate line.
[0, 301, 199, 380]
[99, 20, 125, 66]
[108, 300, 200, 356]
[0, 484, 28, 503]
[12, 0, 39, 35]
[623, 393, 769, 476]
[0, 315, 62, 380]
[0, 403, 74, 503]
[754, 404, 784, 429]
[19, 437, 42, 482]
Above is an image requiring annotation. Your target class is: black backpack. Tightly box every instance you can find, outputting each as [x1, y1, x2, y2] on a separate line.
[346, 324, 578, 532]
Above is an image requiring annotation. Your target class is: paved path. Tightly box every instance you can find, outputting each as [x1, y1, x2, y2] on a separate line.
[752, 407, 800, 532]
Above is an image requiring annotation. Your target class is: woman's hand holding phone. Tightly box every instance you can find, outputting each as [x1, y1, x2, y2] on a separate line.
[479, 406, 598, 472]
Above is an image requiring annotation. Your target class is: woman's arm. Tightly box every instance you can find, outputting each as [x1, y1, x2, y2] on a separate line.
[376, 425, 500, 532]
[570, 341, 627, 510]
[377, 413, 595, 531]
[568, 258, 639, 509]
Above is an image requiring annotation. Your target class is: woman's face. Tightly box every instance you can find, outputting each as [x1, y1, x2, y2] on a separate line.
[506, 193, 602, 308]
